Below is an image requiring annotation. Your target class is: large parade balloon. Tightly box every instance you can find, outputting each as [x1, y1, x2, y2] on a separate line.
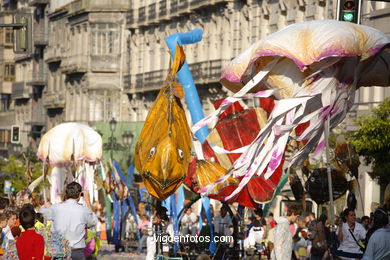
[135, 45, 192, 201]
[194, 20, 390, 200]
[37, 122, 102, 203]
[37, 122, 102, 166]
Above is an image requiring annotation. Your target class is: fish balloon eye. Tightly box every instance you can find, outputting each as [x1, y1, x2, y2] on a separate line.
[178, 149, 184, 159]
[148, 147, 156, 159]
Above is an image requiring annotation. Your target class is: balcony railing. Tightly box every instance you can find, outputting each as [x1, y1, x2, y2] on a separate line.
[135, 74, 143, 89]
[127, 9, 135, 27]
[124, 74, 131, 90]
[33, 22, 48, 46]
[12, 82, 30, 99]
[171, 0, 178, 14]
[61, 55, 88, 73]
[29, 62, 47, 86]
[45, 47, 63, 62]
[133, 70, 166, 92]
[28, 0, 49, 6]
[42, 91, 65, 108]
[190, 0, 212, 10]
[143, 69, 165, 90]
[148, 3, 157, 21]
[90, 54, 120, 72]
[178, 0, 190, 13]
[139, 7, 146, 23]
[29, 99, 46, 125]
[159, 0, 167, 17]
[189, 59, 230, 83]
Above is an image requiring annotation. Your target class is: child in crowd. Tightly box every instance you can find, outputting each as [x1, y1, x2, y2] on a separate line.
[2, 210, 17, 249]
[0, 213, 7, 254]
[15, 204, 44, 260]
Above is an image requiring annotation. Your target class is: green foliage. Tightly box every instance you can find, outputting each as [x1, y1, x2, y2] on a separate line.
[350, 98, 390, 185]
[0, 155, 42, 193]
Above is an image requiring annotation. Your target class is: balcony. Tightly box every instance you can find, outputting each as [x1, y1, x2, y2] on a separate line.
[148, 3, 157, 24]
[178, 0, 190, 14]
[33, 22, 48, 46]
[124, 74, 131, 92]
[29, 0, 49, 6]
[190, 0, 213, 10]
[143, 69, 165, 90]
[131, 70, 165, 92]
[61, 55, 88, 74]
[171, 0, 178, 16]
[159, 0, 168, 20]
[12, 82, 31, 99]
[138, 7, 146, 25]
[42, 91, 65, 108]
[28, 62, 47, 86]
[29, 99, 46, 126]
[126, 9, 136, 28]
[66, 0, 131, 14]
[45, 47, 63, 63]
[189, 59, 230, 84]
[90, 55, 120, 72]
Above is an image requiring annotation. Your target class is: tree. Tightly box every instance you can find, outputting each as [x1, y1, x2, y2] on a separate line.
[350, 97, 390, 185]
[0, 155, 42, 193]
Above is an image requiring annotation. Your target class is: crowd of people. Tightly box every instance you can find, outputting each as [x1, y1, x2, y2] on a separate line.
[0, 182, 389, 260]
[124, 201, 390, 260]
[0, 182, 101, 260]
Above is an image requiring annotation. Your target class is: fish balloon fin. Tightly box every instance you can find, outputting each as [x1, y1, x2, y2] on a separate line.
[171, 43, 185, 76]
[171, 82, 184, 99]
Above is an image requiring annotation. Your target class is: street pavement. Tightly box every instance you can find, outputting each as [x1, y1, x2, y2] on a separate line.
[98, 242, 146, 260]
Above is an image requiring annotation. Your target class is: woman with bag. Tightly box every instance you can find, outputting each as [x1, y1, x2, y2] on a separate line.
[337, 208, 367, 260]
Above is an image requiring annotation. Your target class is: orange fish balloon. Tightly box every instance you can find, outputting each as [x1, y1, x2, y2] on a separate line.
[135, 44, 191, 200]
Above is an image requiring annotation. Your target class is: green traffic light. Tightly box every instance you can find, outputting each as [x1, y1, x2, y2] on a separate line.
[343, 12, 354, 22]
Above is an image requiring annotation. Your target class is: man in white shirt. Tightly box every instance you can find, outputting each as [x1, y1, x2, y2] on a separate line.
[40, 182, 98, 260]
[214, 205, 233, 237]
[180, 207, 197, 236]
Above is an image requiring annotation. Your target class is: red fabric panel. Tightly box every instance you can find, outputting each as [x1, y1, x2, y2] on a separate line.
[215, 109, 260, 163]
[213, 99, 244, 120]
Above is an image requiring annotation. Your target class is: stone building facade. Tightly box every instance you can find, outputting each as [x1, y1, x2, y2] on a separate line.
[124, 0, 336, 122]
[44, 0, 131, 129]
[0, 2, 17, 157]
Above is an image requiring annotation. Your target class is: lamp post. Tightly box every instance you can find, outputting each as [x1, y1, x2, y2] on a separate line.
[121, 131, 134, 165]
[104, 118, 126, 161]
[12, 143, 23, 157]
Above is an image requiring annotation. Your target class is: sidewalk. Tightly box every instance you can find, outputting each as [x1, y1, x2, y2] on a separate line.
[98, 241, 146, 260]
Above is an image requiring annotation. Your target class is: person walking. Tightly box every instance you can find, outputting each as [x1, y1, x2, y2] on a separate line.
[40, 182, 98, 260]
[362, 208, 390, 260]
[271, 203, 302, 260]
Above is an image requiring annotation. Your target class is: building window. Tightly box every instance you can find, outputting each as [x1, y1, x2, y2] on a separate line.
[4, 63, 15, 82]
[0, 94, 11, 112]
[91, 24, 119, 55]
[89, 89, 119, 122]
[4, 28, 13, 47]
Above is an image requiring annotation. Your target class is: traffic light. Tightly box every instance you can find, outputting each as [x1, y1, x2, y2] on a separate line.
[13, 13, 32, 54]
[337, 0, 361, 24]
[11, 125, 20, 144]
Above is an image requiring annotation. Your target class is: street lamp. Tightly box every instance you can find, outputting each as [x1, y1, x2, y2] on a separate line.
[109, 117, 117, 132]
[12, 143, 23, 157]
[122, 131, 134, 165]
[103, 118, 126, 161]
